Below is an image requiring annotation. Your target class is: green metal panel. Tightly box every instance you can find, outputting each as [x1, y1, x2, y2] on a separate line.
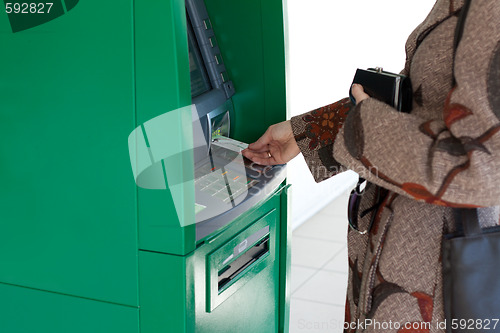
[135, 0, 197, 256]
[204, 0, 287, 143]
[139, 251, 196, 333]
[261, 0, 288, 127]
[0, 283, 139, 333]
[139, 189, 284, 333]
[0, 1, 138, 306]
[279, 185, 292, 333]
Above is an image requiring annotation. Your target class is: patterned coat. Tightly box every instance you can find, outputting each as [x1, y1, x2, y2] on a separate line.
[290, 0, 500, 332]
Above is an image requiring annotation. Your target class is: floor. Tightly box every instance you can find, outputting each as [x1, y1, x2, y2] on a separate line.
[289, 190, 350, 333]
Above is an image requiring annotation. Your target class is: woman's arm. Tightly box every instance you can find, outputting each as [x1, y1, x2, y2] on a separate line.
[246, 0, 500, 208]
[323, 0, 500, 207]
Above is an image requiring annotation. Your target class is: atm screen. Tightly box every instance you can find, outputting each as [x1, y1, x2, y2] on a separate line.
[187, 17, 212, 98]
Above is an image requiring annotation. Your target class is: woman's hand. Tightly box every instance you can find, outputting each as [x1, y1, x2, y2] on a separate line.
[242, 120, 300, 165]
[351, 84, 370, 104]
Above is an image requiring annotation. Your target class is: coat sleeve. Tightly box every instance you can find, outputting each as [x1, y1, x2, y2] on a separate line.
[291, 0, 500, 208]
[290, 97, 352, 182]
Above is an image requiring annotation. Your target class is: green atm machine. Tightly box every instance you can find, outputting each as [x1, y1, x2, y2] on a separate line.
[0, 0, 290, 332]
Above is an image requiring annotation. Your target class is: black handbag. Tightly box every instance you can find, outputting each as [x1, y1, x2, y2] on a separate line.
[441, 0, 500, 331]
[347, 58, 413, 224]
[443, 209, 500, 332]
[349, 67, 413, 113]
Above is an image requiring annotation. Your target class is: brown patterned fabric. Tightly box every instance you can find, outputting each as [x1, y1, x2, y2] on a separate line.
[290, 0, 500, 332]
[291, 97, 352, 181]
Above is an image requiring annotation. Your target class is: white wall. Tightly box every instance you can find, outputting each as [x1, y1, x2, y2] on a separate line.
[286, 0, 437, 229]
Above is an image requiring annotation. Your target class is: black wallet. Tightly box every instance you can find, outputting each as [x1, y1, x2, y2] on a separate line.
[349, 68, 413, 113]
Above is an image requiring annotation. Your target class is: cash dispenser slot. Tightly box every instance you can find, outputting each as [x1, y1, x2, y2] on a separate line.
[207, 211, 276, 312]
[218, 235, 270, 292]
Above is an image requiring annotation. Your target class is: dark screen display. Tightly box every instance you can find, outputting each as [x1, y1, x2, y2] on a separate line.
[187, 19, 212, 98]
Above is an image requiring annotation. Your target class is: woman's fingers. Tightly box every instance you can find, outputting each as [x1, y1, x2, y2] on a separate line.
[242, 152, 271, 165]
[351, 84, 370, 103]
[242, 146, 282, 165]
[247, 127, 273, 152]
[242, 120, 297, 165]
[243, 149, 272, 162]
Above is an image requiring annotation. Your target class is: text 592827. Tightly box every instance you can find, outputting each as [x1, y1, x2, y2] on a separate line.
[5, 3, 53, 14]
